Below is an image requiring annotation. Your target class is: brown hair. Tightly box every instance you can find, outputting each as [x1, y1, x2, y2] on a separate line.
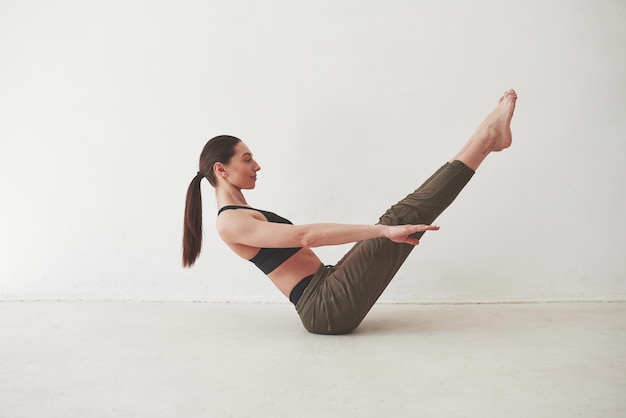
[182, 135, 242, 267]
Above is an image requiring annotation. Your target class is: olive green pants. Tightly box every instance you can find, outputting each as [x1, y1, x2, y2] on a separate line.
[295, 160, 475, 335]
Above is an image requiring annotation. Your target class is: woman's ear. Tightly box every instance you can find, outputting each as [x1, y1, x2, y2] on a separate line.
[213, 162, 227, 179]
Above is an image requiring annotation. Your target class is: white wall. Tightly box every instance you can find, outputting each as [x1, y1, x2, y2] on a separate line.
[1, 0, 625, 302]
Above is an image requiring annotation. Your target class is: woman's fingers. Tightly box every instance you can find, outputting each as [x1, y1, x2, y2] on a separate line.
[412, 224, 440, 232]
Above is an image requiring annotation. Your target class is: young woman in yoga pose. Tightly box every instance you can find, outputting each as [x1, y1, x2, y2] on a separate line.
[183, 90, 517, 334]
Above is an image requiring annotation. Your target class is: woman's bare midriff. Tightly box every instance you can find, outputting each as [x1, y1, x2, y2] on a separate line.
[267, 247, 323, 297]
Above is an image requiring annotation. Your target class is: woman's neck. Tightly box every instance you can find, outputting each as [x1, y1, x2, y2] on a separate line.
[215, 187, 248, 209]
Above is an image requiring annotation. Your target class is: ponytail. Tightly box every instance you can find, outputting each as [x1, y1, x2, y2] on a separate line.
[182, 135, 241, 267]
[182, 173, 204, 267]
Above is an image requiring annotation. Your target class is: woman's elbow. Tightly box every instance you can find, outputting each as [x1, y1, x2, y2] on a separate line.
[299, 229, 320, 248]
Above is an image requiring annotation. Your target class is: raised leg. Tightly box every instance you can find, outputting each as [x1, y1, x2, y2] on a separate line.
[296, 90, 518, 334]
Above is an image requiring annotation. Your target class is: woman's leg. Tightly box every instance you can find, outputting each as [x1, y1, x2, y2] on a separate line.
[296, 90, 517, 334]
[310, 161, 474, 334]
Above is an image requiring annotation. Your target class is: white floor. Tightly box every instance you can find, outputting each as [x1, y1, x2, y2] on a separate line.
[1, 301, 625, 418]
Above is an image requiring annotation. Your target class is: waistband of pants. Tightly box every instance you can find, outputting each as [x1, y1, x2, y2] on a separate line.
[289, 274, 315, 305]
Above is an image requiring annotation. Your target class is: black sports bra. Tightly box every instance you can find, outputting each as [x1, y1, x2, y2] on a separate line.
[217, 205, 302, 274]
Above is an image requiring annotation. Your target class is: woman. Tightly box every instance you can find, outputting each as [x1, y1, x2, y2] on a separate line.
[183, 90, 517, 335]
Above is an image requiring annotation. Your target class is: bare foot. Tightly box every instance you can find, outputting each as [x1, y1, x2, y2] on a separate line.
[485, 89, 517, 151]
[450, 90, 518, 170]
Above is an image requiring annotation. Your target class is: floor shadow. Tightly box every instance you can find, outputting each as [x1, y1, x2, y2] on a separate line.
[351, 308, 436, 336]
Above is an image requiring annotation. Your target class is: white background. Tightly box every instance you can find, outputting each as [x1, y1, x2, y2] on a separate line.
[1, 0, 625, 302]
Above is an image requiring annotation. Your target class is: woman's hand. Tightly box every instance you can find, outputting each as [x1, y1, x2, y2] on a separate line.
[384, 224, 440, 245]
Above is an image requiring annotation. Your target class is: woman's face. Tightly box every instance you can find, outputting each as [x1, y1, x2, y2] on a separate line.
[221, 141, 261, 189]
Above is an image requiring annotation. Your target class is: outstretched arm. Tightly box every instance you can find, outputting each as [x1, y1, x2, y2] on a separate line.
[217, 211, 439, 249]
[290, 222, 439, 247]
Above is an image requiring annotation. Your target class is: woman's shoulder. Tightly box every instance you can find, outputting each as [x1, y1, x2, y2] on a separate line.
[215, 205, 274, 249]
[216, 206, 266, 234]
[219, 206, 294, 226]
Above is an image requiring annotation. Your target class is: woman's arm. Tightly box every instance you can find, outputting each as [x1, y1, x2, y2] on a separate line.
[217, 210, 439, 249]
